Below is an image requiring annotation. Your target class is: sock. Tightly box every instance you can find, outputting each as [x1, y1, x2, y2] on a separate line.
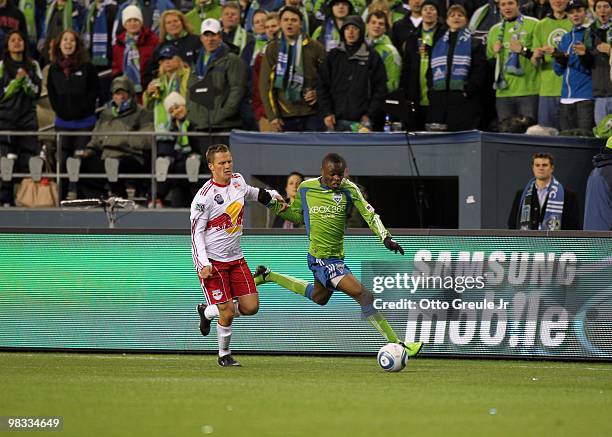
[254, 274, 265, 286]
[204, 305, 219, 320]
[267, 271, 311, 296]
[362, 304, 400, 343]
[233, 300, 241, 318]
[217, 322, 232, 357]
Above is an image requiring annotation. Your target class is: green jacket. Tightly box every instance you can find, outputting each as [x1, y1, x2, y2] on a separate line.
[370, 34, 401, 92]
[260, 36, 326, 120]
[186, 44, 247, 130]
[487, 15, 540, 97]
[185, 3, 222, 35]
[88, 76, 153, 164]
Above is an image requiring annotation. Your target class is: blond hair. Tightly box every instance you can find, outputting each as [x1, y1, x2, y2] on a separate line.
[159, 10, 194, 41]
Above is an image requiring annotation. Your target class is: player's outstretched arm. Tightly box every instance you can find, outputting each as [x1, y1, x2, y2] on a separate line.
[345, 181, 392, 243]
[268, 191, 304, 225]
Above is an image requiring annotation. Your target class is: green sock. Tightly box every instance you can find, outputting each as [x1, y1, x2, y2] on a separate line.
[363, 305, 400, 343]
[267, 271, 310, 296]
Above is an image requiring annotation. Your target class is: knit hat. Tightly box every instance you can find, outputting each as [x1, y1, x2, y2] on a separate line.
[164, 92, 186, 112]
[421, 0, 440, 15]
[122, 5, 144, 27]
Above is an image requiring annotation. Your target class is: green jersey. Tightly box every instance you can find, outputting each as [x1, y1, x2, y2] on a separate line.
[487, 15, 540, 97]
[270, 177, 390, 259]
[532, 16, 572, 97]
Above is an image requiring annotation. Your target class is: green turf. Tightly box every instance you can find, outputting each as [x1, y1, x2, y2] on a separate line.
[1, 353, 611, 437]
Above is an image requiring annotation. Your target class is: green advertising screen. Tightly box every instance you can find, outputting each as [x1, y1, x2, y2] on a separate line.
[0, 230, 610, 360]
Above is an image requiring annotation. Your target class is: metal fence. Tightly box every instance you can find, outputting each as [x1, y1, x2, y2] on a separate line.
[0, 130, 230, 207]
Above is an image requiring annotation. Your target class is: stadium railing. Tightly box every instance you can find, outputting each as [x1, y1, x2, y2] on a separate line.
[0, 130, 229, 207]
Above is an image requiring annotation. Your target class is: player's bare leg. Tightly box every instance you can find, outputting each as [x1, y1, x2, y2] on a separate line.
[308, 281, 333, 305]
[336, 274, 423, 357]
[236, 293, 259, 315]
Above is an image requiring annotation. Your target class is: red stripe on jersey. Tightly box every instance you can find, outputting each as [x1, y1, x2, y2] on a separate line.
[191, 219, 203, 271]
[198, 180, 213, 196]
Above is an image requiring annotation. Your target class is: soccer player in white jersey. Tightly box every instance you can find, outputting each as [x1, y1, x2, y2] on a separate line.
[191, 144, 283, 367]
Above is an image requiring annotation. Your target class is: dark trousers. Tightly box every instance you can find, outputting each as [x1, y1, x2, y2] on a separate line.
[428, 91, 481, 132]
[281, 115, 326, 132]
[0, 135, 38, 205]
[560, 100, 595, 132]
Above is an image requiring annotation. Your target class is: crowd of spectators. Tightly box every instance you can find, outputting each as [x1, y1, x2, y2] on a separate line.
[0, 0, 610, 209]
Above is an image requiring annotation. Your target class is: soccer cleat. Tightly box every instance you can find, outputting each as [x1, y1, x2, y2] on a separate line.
[401, 341, 424, 358]
[197, 303, 211, 336]
[252, 265, 271, 285]
[218, 354, 241, 367]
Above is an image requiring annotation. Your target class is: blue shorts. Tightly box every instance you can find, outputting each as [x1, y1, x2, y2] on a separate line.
[307, 253, 352, 290]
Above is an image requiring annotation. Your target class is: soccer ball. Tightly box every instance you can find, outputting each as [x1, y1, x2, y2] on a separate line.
[377, 343, 407, 372]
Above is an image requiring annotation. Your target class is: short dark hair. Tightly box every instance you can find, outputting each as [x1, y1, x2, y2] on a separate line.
[532, 153, 554, 166]
[279, 5, 303, 21]
[366, 10, 389, 30]
[206, 144, 231, 163]
[322, 153, 347, 168]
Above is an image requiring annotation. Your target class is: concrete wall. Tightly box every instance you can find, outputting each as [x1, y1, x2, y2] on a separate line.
[0, 131, 603, 229]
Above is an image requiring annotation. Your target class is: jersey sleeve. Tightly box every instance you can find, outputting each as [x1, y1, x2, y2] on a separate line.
[190, 195, 211, 271]
[268, 185, 305, 225]
[345, 181, 390, 241]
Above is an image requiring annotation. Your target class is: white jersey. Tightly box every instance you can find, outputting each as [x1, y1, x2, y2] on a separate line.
[190, 173, 259, 271]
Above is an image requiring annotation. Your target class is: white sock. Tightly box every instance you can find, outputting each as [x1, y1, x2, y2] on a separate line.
[233, 300, 241, 318]
[204, 305, 219, 320]
[217, 322, 232, 357]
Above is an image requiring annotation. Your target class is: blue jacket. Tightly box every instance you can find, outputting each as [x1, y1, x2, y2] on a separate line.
[553, 25, 593, 99]
[584, 152, 612, 231]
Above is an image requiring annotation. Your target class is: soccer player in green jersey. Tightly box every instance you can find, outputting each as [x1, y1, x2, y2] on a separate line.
[254, 153, 424, 357]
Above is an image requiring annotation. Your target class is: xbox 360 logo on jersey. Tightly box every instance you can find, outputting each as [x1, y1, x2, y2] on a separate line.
[309, 204, 346, 214]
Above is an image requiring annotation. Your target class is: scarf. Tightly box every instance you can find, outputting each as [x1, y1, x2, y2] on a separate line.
[110, 98, 132, 116]
[173, 119, 191, 153]
[594, 19, 612, 44]
[166, 30, 188, 41]
[58, 56, 77, 76]
[244, 0, 260, 33]
[195, 43, 223, 79]
[19, 0, 37, 44]
[519, 177, 565, 230]
[250, 33, 268, 66]
[431, 28, 472, 91]
[154, 70, 184, 137]
[419, 27, 435, 106]
[273, 34, 304, 103]
[123, 34, 142, 92]
[86, 1, 113, 66]
[44, 0, 73, 39]
[232, 26, 248, 54]
[494, 15, 525, 90]
[322, 19, 341, 51]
